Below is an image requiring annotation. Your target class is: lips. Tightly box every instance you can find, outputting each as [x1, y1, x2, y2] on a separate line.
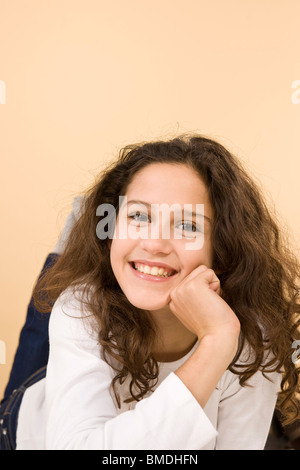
[129, 259, 178, 279]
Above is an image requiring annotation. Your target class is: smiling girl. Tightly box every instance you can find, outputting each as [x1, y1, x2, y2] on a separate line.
[6, 135, 300, 449]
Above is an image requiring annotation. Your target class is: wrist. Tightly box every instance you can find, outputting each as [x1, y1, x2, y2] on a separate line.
[175, 330, 239, 408]
[197, 330, 240, 365]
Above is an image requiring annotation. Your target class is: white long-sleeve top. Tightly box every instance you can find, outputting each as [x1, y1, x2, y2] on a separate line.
[16, 286, 281, 450]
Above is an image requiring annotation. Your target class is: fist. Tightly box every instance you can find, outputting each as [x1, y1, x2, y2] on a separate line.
[168, 265, 240, 342]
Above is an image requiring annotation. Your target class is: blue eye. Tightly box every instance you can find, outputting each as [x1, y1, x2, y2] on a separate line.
[175, 221, 202, 239]
[178, 221, 198, 232]
[128, 211, 149, 224]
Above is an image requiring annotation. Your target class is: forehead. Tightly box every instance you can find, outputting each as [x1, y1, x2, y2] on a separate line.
[125, 163, 212, 218]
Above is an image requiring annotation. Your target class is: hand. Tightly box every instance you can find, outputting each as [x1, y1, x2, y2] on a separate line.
[168, 265, 240, 346]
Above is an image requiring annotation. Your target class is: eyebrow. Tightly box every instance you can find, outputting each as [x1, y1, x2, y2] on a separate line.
[126, 199, 211, 223]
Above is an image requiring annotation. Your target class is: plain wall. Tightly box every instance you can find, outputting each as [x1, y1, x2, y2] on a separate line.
[1, 0, 300, 397]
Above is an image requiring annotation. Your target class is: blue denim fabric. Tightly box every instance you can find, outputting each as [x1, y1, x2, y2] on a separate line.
[0, 366, 47, 450]
[1, 253, 59, 402]
[0, 253, 59, 450]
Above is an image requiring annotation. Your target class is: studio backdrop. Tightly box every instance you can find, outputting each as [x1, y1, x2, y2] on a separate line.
[1, 0, 300, 396]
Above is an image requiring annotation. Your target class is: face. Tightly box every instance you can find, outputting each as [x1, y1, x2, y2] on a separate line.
[110, 163, 213, 312]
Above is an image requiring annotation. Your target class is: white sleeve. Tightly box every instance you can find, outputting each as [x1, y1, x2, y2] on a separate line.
[45, 289, 217, 450]
[215, 364, 282, 449]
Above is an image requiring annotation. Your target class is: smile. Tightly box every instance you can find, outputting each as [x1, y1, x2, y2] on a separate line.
[129, 261, 178, 281]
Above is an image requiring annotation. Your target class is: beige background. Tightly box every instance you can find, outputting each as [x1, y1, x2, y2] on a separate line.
[1, 0, 300, 397]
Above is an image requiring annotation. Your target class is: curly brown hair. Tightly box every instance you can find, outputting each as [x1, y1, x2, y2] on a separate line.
[33, 134, 300, 425]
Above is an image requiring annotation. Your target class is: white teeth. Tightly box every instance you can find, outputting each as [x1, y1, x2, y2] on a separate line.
[133, 263, 173, 277]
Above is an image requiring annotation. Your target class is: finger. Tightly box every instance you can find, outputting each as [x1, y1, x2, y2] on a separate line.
[189, 265, 220, 288]
[180, 264, 210, 284]
[209, 278, 221, 293]
[196, 267, 221, 294]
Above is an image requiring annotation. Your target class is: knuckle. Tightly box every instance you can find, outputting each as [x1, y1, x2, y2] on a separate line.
[206, 268, 215, 276]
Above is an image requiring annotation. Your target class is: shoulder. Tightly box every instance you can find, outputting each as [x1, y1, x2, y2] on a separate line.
[49, 283, 99, 344]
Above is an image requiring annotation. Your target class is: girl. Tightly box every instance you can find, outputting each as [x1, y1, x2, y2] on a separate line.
[6, 135, 300, 449]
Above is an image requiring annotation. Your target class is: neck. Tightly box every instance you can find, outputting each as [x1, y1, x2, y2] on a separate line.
[149, 306, 198, 362]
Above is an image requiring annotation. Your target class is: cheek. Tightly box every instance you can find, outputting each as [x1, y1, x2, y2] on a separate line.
[109, 239, 121, 274]
[109, 237, 134, 277]
[109, 238, 121, 280]
[181, 246, 213, 273]
[179, 229, 213, 268]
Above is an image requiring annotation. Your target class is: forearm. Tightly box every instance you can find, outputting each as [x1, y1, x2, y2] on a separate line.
[175, 333, 238, 409]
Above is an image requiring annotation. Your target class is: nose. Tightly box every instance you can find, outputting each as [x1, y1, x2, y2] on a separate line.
[138, 218, 174, 254]
[139, 235, 173, 255]
[126, 207, 176, 255]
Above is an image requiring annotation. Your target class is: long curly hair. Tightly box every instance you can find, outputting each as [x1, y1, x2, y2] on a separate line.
[33, 134, 300, 425]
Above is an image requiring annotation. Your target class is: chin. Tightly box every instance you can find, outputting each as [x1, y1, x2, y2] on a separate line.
[126, 293, 170, 312]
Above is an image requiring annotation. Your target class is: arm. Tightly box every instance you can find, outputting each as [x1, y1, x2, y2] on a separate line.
[169, 265, 241, 409]
[175, 334, 239, 409]
[45, 288, 218, 450]
[169, 265, 281, 449]
[214, 365, 281, 449]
